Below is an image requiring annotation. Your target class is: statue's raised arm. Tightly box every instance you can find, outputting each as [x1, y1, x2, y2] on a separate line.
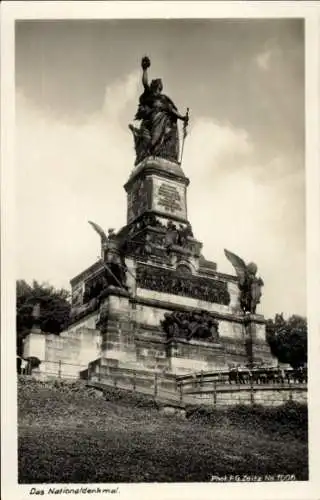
[141, 56, 151, 89]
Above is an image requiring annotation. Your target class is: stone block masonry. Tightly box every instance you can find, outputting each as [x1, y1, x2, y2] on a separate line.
[23, 325, 101, 379]
[189, 386, 307, 408]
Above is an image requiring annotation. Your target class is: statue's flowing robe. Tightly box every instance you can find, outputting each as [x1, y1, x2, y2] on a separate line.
[135, 89, 180, 162]
[239, 275, 263, 314]
[250, 279, 263, 313]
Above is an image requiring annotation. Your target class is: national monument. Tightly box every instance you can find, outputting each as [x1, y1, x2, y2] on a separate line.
[23, 57, 274, 379]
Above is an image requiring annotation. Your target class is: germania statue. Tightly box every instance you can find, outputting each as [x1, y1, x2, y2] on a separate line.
[129, 56, 189, 165]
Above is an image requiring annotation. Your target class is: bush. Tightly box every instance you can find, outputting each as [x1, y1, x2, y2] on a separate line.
[18, 377, 104, 399]
[24, 356, 41, 374]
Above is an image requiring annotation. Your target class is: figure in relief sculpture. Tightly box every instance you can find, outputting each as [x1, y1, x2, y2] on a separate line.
[161, 310, 219, 342]
[129, 56, 189, 165]
[224, 249, 264, 314]
[164, 220, 194, 251]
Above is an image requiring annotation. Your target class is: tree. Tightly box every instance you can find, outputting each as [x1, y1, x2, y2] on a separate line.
[16, 280, 71, 356]
[266, 313, 307, 368]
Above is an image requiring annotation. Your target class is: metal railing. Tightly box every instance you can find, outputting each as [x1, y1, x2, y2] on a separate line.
[17, 358, 89, 380]
[85, 361, 180, 402]
[17, 358, 180, 403]
[176, 367, 307, 386]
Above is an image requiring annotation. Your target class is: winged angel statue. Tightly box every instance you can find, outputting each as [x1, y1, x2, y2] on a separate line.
[88, 221, 127, 289]
[224, 249, 264, 314]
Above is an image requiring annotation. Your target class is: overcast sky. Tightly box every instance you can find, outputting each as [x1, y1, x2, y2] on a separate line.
[15, 19, 305, 318]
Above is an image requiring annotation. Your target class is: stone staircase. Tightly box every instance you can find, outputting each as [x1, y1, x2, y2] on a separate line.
[81, 356, 198, 408]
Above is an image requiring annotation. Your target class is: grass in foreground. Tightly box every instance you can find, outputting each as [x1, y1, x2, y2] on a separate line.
[18, 378, 308, 483]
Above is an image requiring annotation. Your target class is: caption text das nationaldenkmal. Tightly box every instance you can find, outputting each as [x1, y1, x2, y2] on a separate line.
[29, 487, 119, 495]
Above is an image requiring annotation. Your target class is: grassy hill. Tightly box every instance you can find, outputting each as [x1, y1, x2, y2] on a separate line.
[18, 377, 308, 483]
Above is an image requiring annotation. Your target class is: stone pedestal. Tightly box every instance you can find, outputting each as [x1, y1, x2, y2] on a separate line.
[22, 326, 46, 375]
[98, 287, 136, 364]
[243, 313, 277, 366]
[23, 326, 46, 360]
[124, 157, 189, 225]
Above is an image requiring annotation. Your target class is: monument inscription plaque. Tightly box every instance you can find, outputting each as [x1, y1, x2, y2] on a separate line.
[152, 176, 186, 218]
[158, 183, 181, 212]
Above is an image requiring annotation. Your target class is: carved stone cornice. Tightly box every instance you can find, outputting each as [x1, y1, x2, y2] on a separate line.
[99, 286, 130, 300]
[168, 337, 224, 350]
[124, 157, 189, 192]
[130, 295, 265, 324]
[135, 334, 167, 345]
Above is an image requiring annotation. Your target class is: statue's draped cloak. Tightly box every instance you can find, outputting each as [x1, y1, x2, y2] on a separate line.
[133, 88, 180, 163]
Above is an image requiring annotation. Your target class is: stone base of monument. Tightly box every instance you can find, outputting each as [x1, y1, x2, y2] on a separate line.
[80, 286, 275, 376]
[22, 277, 275, 381]
[242, 313, 278, 368]
[23, 151, 277, 382]
[97, 288, 136, 365]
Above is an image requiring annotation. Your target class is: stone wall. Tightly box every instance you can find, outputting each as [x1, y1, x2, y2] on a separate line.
[67, 312, 99, 332]
[23, 323, 101, 379]
[84, 363, 306, 409]
[136, 287, 233, 316]
[99, 293, 137, 366]
[170, 340, 225, 373]
[128, 298, 272, 372]
[135, 335, 169, 371]
[93, 289, 273, 373]
[23, 287, 273, 378]
[189, 387, 307, 407]
[23, 330, 46, 361]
